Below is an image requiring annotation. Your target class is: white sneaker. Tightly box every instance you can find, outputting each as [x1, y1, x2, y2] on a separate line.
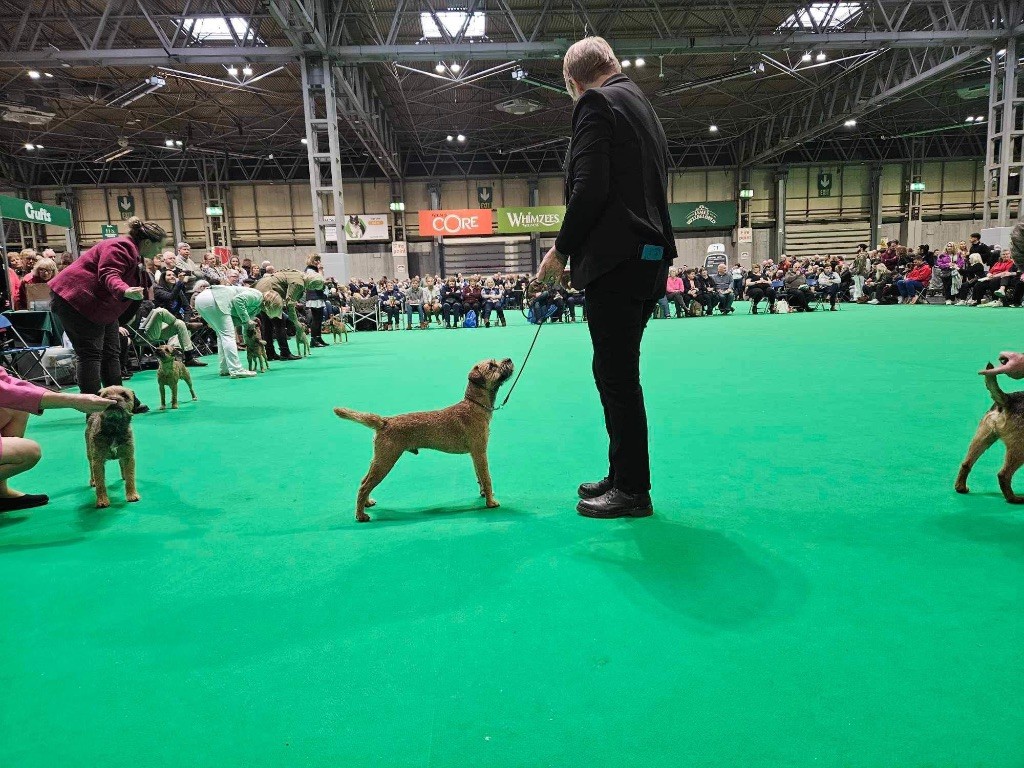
[966, 299, 978, 306]
[981, 300, 1001, 308]
[867, 299, 879, 305]
[230, 370, 257, 378]
[945, 300, 953, 305]
[954, 300, 966, 306]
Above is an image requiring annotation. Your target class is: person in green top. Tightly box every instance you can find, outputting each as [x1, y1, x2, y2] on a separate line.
[192, 281, 284, 378]
[254, 269, 321, 360]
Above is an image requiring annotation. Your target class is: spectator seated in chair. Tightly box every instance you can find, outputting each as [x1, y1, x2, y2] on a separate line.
[16, 256, 57, 310]
[784, 265, 815, 312]
[895, 258, 932, 304]
[711, 263, 736, 314]
[422, 276, 443, 325]
[956, 254, 986, 305]
[816, 264, 842, 310]
[936, 242, 965, 305]
[403, 276, 429, 329]
[973, 249, 1016, 306]
[440, 278, 464, 329]
[461, 277, 483, 324]
[695, 267, 719, 316]
[350, 287, 379, 331]
[745, 267, 777, 314]
[662, 268, 686, 318]
[481, 278, 506, 327]
[565, 281, 586, 322]
[378, 280, 404, 330]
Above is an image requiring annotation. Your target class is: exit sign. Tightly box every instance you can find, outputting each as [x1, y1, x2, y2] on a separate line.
[206, 205, 224, 216]
[910, 182, 925, 192]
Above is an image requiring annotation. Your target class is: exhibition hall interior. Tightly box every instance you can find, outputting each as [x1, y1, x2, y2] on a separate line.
[1, 2, 1022, 766]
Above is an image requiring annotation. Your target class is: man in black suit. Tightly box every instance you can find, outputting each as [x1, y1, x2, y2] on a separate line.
[535, 36, 676, 519]
[969, 232, 994, 267]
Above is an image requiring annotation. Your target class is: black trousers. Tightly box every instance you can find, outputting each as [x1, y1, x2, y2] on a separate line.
[259, 313, 293, 357]
[309, 306, 325, 341]
[585, 280, 657, 494]
[52, 293, 122, 394]
[747, 286, 776, 308]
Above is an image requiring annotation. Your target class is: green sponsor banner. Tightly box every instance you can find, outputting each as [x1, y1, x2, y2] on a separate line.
[668, 201, 737, 230]
[496, 206, 565, 234]
[0, 194, 72, 228]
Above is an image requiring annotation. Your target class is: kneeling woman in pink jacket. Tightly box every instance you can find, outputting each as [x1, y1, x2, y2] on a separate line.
[0, 371, 114, 513]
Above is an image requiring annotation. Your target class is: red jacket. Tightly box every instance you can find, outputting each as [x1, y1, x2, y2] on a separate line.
[989, 259, 1014, 276]
[0, 368, 45, 415]
[906, 264, 932, 283]
[49, 237, 148, 324]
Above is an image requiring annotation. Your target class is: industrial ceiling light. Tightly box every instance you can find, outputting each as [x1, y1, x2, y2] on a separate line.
[242, 65, 253, 76]
[801, 52, 813, 62]
[268, 153, 274, 160]
[165, 138, 174, 146]
[446, 134, 454, 142]
[227, 65, 239, 77]
[621, 59, 631, 68]
[174, 139, 183, 146]
[457, 134, 466, 142]
[43, 72, 53, 78]
[106, 76, 166, 108]
[816, 51, 827, 61]
[27, 70, 40, 79]
[709, 124, 719, 133]
[435, 62, 446, 74]
[511, 67, 526, 81]
[24, 143, 35, 150]
[300, 137, 308, 144]
[450, 62, 462, 73]
[635, 57, 646, 67]
[844, 119, 857, 127]
[965, 116, 976, 122]
[975, 115, 986, 122]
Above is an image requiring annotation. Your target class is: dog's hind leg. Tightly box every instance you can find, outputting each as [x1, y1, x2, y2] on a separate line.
[956, 418, 999, 494]
[471, 447, 499, 508]
[120, 450, 140, 503]
[997, 445, 1024, 504]
[355, 444, 401, 522]
[184, 370, 197, 401]
[159, 382, 167, 410]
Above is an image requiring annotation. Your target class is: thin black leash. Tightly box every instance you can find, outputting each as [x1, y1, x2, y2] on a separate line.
[492, 317, 545, 411]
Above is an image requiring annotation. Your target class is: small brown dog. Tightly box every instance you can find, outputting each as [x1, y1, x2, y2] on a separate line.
[295, 322, 310, 357]
[324, 315, 348, 343]
[86, 386, 141, 508]
[956, 363, 1024, 503]
[243, 323, 269, 372]
[155, 345, 197, 409]
[335, 358, 514, 522]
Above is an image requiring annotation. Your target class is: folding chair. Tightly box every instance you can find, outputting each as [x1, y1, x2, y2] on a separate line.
[0, 314, 60, 388]
[346, 302, 379, 331]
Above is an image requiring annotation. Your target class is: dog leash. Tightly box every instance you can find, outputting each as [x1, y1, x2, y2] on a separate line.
[490, 318, 545, 412]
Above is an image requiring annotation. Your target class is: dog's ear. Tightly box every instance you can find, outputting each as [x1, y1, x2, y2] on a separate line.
[131, 391, 141, 412]
[469, 367, 486, 387]
[986, 362, 996, 371]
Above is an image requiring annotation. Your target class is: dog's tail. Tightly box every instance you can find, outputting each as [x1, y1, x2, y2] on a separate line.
[334, 407, 387, 430]
[985, 362, 1009, 409]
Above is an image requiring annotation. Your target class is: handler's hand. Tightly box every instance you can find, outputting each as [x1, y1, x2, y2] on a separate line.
[72, 394, 118, 413]
[124, 287, 144, 300]
[118, 327, 129, 338]
[981, 351, 1024, 379]
[535, 246, 567, 287]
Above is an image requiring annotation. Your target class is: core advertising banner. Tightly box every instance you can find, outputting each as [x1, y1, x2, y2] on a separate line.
[324, 214, 390, 243]
[418, 208, 493, 237]
[495, 206, 565, 234]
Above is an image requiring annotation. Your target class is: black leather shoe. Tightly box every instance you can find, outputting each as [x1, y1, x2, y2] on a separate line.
[184, 356, 208, 367]
[279, 354, 302, 361]
[578, 476, 613, 499]
[311, 340, 328, 348]
[577, 489, 653, 519]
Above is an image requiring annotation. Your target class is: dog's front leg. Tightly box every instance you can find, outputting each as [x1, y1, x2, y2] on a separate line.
[91, 458, 110, 508]
[170, 380, 179, 410]
[159, 382, 167, 410]
[121, 451, 140, 503]
[956, 420, 999, 494]
[471, 447, 499, 508]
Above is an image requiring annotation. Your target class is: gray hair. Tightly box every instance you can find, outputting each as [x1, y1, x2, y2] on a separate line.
[192, 279, 210, 292]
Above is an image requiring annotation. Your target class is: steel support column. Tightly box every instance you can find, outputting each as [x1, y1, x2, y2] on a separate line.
[166, 187, 185, 247]
[773, 169, 787, 259]
[983, 38, 1023, 228]
[528, 178, 540, 272]
[868, 164, 883, 248]
[301, 56, 348, 283]
[428, 183, 442, 276]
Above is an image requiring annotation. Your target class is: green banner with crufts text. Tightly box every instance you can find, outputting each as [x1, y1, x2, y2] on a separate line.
[668, 201, 737, 230]
[0, 194, 72, 229]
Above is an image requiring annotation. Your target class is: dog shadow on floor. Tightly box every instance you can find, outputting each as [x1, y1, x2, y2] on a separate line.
[577, 516, 808, 630]
[930, 504, 1024, 559]
[336, 503, 531, 529]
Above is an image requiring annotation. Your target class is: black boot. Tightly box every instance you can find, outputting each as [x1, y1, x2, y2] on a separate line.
[577, 489, 653, 519]
[277, 339, 301, 361]
[184, 350, 208, 367]
[578, 476, 613, 499]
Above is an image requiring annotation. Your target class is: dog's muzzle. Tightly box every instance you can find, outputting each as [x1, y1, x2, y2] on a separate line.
[498, 358, 515, 382]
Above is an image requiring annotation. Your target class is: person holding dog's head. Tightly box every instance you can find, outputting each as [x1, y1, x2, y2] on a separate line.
[192, 280, 283, 378]
[50, 216, 164, 398]
[534, 35, 676, 518]
[255, 267, 320, 360]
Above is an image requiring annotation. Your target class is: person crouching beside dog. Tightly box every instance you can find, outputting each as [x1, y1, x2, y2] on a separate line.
[0, 368, 115, 513]
[49, 216, 164, 408]
[192, 281, 284, 378]
[255, 268, 320, 360]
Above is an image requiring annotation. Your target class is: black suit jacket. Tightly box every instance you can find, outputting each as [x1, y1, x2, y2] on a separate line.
[555, 74, 677, 295]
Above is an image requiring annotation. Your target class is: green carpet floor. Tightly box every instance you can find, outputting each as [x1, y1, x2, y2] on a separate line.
[2, 304, 1023, 767]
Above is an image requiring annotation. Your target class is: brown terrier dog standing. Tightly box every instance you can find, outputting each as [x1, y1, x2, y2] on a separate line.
[86, 386, 141, 508]
[956, 363, 1024, 503]
[335, 358, 514, 522]
[295, 322, 310, 357]
[324, 315, 348, 343]
[243, 323, 269, 372]
[155, 345, 198, 409]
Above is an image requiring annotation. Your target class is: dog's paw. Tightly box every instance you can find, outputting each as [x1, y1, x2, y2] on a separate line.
[192, 396, 198, 401]
[95, 498, 110, 509]
[366, 498, 377, 508]
[159, 405, 166, 410]
[356, 512, 371, 522]
[486, 498, 501, 509]
[126, 493, 141, 503]
[954, 484, 969, 494]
